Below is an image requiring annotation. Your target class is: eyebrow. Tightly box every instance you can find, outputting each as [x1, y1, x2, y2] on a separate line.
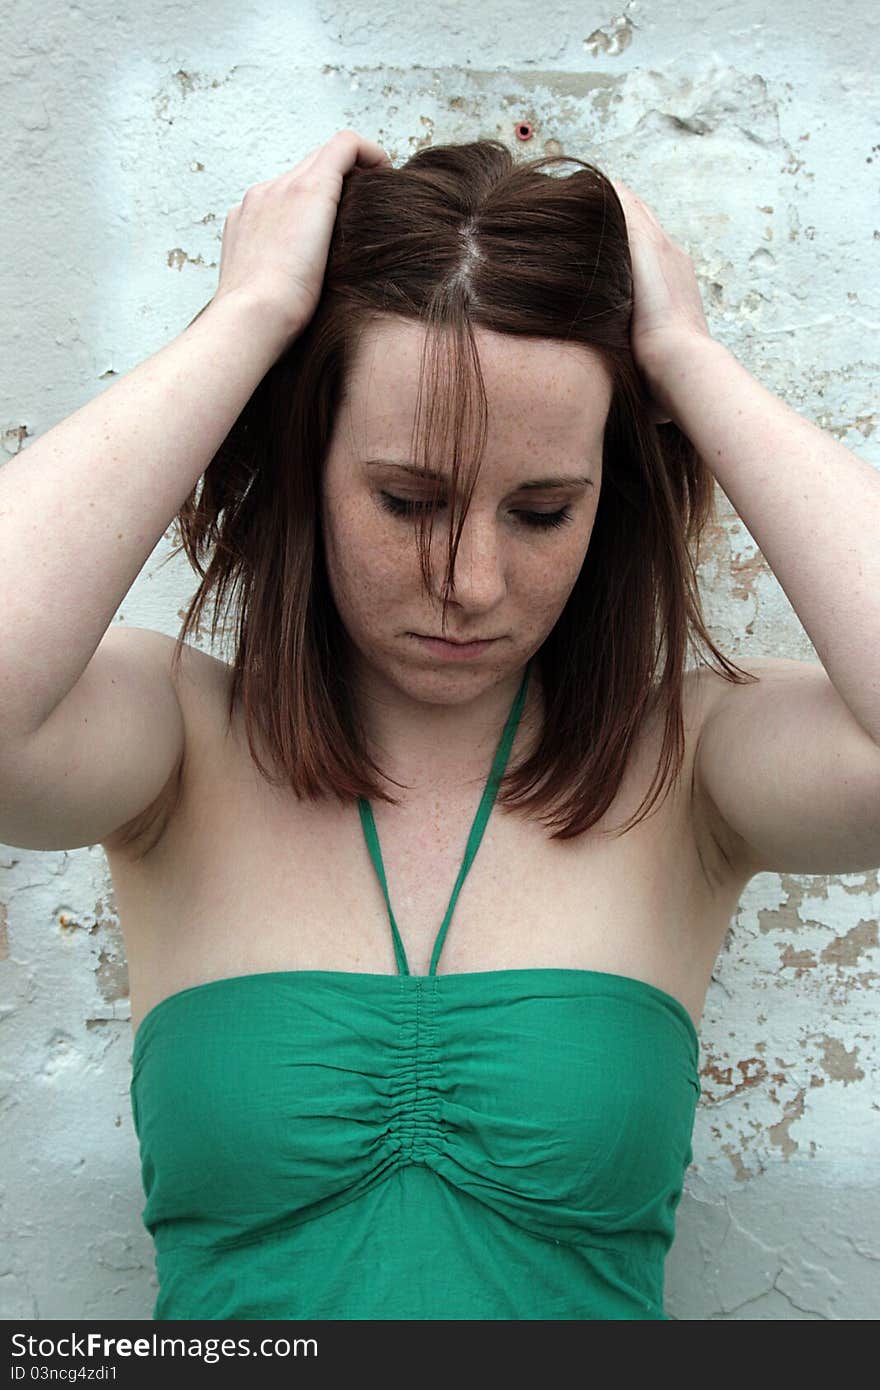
[364, 460, 594, 491]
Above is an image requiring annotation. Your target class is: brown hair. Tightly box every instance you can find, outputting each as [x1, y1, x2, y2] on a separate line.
[167, 138, 755, 840]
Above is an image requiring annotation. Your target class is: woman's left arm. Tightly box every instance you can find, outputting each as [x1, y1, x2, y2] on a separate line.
[613, 177, 880, 877]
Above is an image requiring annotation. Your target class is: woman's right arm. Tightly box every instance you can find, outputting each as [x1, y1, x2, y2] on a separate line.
[0, 291, 290, 849]
[0, 129, 390, 851]
[0, 290, 291, 747]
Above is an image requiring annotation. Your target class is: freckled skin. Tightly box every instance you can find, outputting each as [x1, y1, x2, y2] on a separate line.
[320, 316, 614, 791]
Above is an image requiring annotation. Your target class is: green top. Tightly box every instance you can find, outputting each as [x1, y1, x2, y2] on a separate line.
[130, 658, 701, 1320]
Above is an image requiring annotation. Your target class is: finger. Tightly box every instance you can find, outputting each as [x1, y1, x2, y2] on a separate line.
[259, 132, 392, 196]
[354, 138, 393, 167]
[320, 128, 391, 169]
[351, 131, 392, 168]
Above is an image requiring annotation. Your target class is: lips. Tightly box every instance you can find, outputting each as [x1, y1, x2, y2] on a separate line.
[419, 635, 494, 644]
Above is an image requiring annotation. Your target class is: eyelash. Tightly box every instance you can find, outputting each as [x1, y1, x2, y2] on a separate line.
[378, 492, 574, 531]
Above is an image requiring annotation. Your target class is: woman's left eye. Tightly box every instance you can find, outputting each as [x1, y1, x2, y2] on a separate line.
[378, 493, 574, 531]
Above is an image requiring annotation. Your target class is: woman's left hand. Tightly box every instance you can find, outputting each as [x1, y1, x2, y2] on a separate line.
[609, 176, 714, 423]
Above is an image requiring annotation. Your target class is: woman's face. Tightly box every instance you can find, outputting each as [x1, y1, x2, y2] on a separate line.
[320, 316, 613, 710]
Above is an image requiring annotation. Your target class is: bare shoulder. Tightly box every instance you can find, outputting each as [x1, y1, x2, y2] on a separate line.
[680, 655, 825, 887]
[685, 653, 880, 878]
[166, 631, 233, 707]
[679, 660, 762, 892]
[101, 630, 231, 860]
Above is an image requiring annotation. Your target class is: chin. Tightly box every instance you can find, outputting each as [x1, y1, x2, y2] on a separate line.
[390, 649, 503, 700]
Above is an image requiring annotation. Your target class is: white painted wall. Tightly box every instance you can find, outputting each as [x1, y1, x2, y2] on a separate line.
[1, 0, 878, 1320]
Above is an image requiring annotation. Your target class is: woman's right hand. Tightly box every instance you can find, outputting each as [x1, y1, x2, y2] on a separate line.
[212, 129, 392, 353]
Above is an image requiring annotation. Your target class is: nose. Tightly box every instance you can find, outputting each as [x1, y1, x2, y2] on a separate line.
[431, 509, 507, 611]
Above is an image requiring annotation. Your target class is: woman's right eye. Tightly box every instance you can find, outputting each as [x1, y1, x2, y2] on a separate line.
[379, 491, 432, 516]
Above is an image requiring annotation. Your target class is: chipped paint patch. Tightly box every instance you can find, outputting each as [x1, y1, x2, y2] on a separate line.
[94, 946, 128, 1006]
[768, 1087, 806, 1158]
[166, 248, 215, 272]
[91, 908, 129, 1006]
[778, 943, 818, 976]
[757, 876, 826, 931]
[700, 1051, 768, 1103]
[817, 1035, 865, 1086]
[583, 13, 636, 58]
[2, 425, 30, 456]
[721, 1144, 755, 1182]
[821, 918, 879, 968]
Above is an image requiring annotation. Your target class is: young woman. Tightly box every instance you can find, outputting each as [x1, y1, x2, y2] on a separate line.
[2, 129, 878, 1321]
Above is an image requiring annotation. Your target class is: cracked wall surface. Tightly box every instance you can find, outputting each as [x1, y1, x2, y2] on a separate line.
[1, 0, 878, 1321]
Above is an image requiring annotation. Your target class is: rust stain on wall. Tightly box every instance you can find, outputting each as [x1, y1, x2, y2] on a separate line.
[699, 1052, 768, 1103]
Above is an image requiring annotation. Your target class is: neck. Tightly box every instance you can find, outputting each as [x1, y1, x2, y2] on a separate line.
[352, 656, 543, 801]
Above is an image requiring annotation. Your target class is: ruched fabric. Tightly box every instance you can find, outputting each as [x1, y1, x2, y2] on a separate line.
[129, 659, 702, 1319]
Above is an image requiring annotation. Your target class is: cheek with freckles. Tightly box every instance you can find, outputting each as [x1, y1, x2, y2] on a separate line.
[322, 492, 412, 643]
[509, 533, 592, 642]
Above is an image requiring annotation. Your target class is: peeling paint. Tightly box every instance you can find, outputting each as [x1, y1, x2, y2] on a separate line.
[583, 6, 637, 58]
[2, 425, 30, 457]
[94, 946, 129, 1006]
[91, 904, 129, 1006]
[758, 879, 826, 931]
[778, 943, 818, 976]
[820, 919, 879, 968]
[767, 1088, 807, 1158]
[166, 248, 214, 271]
[817, 1035, 865, 1086]
[700, 1052, 768, 1103]
[721, 1144, 754, 1182]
